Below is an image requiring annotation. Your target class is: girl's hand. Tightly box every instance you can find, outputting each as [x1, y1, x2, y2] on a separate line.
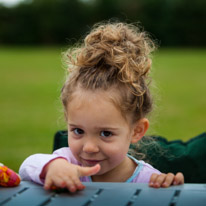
[40, 158, 100, 193]
[149, 172, 184, 188]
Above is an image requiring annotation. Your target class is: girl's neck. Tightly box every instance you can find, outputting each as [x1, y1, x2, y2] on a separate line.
[91, 156, 137, 182]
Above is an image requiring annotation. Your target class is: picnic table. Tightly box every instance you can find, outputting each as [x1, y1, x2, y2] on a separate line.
[0, 181, 206, 206]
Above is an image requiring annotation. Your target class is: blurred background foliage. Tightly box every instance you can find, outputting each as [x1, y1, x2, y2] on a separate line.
[0, 0, 205, 172]
[0, 0, 206, 46]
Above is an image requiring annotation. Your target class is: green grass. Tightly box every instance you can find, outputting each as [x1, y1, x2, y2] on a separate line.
[0, 46, 66, 172]
[148, 48, 206, 140]
[0, 47, 205, 172]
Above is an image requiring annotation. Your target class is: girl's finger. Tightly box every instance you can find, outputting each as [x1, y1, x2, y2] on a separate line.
[153, 173, 166, 188]
[64, 178, 77, 193]
[149, 173, 159, 187]
[44, 177, 53, 190]
[162, 173, 175, 187]
[77, 164, 101, 177]
[174, 172, 184, 185]
[71, 176, 85, 191]
[51, 176, 67, 189]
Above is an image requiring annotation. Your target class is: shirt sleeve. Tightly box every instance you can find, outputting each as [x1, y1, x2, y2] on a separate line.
[132, 160, 161, 183]
[19, 148, 73, 185]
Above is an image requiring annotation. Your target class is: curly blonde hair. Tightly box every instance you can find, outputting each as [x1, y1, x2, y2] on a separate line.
[61, 22, 156, 124]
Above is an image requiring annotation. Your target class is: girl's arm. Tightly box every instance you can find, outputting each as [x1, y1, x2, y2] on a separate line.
[19, 153, 62, 184]
[19, 148, 101, 193]
[149, 172, 184, 188]
[19, 148, 72, 184]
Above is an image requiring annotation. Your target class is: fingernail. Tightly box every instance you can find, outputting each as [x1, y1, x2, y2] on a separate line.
[70, 186, 76, 192]
[44, 186, 49, 190]
[79, 185, 85, 190]
[50, 185, 57, 190]
[149, 182, 154, 186]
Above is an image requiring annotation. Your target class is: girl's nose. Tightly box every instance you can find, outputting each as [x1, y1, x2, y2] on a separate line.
[83, 140, 99, 153]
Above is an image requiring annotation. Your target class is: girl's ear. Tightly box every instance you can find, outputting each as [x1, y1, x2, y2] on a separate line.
[130, 118, 149, 143]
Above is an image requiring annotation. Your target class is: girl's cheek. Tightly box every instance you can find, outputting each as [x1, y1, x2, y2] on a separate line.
[107, 147, 125, 160]
[69, 140, 82, 154]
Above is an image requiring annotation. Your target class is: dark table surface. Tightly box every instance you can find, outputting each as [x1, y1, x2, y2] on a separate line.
[0, 181, 206, 206]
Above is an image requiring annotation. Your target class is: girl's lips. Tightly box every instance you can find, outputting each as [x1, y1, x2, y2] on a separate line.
[82, 158, 103, 166]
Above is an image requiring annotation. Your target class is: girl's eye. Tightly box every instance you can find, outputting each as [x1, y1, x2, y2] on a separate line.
[100, 131, 112, 138]
[73, 128, 84, 135]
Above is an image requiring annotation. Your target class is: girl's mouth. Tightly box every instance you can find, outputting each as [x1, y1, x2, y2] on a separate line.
[82, 158, 103, 166]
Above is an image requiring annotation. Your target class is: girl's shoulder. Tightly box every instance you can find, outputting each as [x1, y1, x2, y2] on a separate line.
[127, 155, 161, 183]
[138, 160, 161, 175]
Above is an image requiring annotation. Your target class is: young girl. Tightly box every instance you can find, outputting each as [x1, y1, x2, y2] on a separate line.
[19, 22, 184, 192]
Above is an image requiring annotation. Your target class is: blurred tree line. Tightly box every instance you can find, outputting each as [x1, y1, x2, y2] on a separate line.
[0, 0, 206, 46]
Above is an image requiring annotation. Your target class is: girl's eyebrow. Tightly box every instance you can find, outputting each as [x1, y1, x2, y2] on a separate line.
[68, 124, 82, 128]
[68, 124, 119, 131]
[94, 126, 120, 131]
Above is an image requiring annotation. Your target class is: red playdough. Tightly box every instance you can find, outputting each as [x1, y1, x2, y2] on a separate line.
[0, 164, 21, 187]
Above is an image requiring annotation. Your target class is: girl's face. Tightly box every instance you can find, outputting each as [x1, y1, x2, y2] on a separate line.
[67, 89, 139, 179]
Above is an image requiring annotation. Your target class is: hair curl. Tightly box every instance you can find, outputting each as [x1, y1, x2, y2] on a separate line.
[62, 22, 156, 123]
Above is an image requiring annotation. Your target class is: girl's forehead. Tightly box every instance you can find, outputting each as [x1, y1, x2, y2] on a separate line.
[67, 87, 133, 124]
[67, 87, 122, 114]
[66, 88, 132, 128]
